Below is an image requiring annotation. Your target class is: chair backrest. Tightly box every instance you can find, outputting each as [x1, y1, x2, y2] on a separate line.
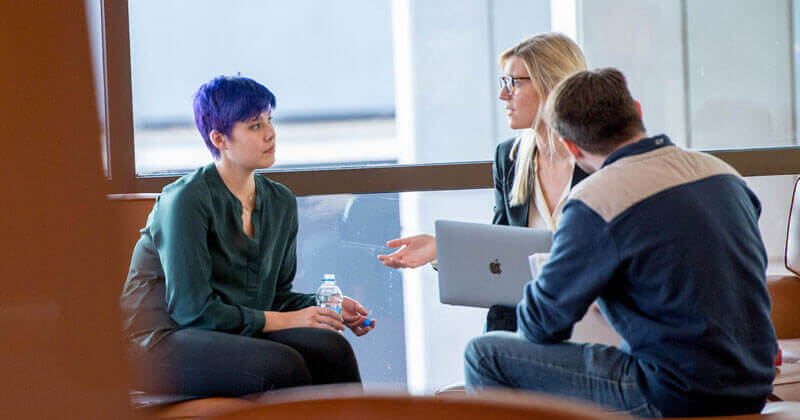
[785, 177, 800, 275]
[109, 196, 157, 282]
[216, 385, 626, 420]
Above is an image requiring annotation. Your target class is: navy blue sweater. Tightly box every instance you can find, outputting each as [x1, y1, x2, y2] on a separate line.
[517, 135, 777, 417]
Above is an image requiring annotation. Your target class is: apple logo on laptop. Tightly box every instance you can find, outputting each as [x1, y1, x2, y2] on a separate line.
[489, 259, 502, 275]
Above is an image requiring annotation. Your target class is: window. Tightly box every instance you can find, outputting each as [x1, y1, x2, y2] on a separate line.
[107, 0, 800, 193]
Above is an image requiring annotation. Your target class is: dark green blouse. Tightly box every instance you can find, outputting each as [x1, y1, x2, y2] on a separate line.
[120, 163, 315, 350]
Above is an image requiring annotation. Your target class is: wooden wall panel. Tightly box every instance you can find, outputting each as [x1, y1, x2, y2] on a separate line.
[0, 1, 131, 417]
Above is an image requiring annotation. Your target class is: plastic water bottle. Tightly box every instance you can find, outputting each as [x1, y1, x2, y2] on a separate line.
[316, 274, 343, 315]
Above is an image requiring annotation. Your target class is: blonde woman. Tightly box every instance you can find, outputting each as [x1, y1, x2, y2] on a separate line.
[377, 33, 588, 329]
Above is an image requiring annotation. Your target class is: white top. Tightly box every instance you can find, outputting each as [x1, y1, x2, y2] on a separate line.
[527, 150, 575, 231]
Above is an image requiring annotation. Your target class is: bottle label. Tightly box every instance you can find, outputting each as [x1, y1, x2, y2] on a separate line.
[320, 303, 342, 315]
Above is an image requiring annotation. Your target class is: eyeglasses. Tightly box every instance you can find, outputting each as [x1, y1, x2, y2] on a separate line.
[499, 75, 531, 96]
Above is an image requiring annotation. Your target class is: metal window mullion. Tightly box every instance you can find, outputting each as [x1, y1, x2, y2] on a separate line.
[104, 0, 137, 192]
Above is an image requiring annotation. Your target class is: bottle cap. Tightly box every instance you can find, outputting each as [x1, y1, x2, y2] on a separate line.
[361, 318, 373, 328]
[323, 273, 336, 281]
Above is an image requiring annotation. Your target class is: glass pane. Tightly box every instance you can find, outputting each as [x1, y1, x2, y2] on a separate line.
[293, 188, 495, 392]
[128, 0, 798, 178]
[295, 192, 406, 390]
[577, 0, 796, 150]
[747, 175, 797, 276]
[128, 0, 396, 175]
[392, 188, 496, 394]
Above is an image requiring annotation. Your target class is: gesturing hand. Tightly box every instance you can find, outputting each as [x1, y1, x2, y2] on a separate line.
[342, 296, 375, 337]
[377, 234, 436, 269]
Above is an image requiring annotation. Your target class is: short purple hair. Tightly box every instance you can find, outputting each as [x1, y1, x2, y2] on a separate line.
[193, 76, 276, 159]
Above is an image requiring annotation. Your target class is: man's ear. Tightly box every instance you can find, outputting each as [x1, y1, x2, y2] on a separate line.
[634, 100, 643, 118]
[560, 137, 583, 161]
[209, 130, 227, 151]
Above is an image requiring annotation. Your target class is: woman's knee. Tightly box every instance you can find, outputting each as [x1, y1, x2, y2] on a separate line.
[259, 346, 312, 389]
[314, 329, 355, 355]
[262, 328, 361, 384]
[288, 328, 357, 363]
[298, 329, 361, 384]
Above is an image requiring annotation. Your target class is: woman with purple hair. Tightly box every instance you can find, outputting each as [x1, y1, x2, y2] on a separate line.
[121, 76, 373, 396]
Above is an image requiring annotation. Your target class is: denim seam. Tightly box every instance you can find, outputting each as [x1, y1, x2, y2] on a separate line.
[478, 352, 637, 387]
[626, 401, 661, 417]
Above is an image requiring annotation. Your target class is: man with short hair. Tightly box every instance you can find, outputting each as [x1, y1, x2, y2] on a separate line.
[464, 68, 777, 417]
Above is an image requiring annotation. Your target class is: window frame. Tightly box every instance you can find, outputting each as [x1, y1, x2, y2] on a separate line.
[103, 0, 800, 197]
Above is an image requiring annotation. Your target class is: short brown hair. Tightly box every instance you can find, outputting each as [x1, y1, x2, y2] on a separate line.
[543, 68, 645, 155]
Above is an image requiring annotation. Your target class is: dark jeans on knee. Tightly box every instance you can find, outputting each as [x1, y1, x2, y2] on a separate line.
[128, 327, 361, 397]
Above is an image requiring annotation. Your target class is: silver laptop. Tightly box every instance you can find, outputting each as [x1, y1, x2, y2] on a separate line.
[435, 220, 553, 308]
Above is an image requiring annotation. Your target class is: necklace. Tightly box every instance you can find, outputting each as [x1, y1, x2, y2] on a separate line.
[242, 191, 256, 214]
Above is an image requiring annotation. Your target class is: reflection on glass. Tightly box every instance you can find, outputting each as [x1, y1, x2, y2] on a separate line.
[295, 193, 406, 389]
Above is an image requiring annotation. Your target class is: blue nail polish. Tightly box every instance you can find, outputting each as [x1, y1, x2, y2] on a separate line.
[361, 318, 373, 328]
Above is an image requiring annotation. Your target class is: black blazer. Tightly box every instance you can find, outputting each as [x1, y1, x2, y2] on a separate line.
[486, 138, 590, 332]
[491, 137, 589, 227]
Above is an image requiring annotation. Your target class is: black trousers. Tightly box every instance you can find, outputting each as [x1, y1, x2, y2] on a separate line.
[486, 304, 517, 332]
[128, 327, 361, 397]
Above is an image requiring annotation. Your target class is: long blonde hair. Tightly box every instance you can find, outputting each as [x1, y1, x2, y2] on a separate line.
[502, 32, 587, 206]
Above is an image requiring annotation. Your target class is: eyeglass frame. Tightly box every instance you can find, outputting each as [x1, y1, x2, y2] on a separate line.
[499, 75, 531, 96]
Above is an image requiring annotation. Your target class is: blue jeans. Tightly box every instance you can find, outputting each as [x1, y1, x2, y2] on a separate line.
[464, 331, 662, 418]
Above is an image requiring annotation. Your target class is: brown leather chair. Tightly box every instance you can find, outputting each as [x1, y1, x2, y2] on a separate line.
[110, 197, 263, 417]
[216, 384, 627, 420]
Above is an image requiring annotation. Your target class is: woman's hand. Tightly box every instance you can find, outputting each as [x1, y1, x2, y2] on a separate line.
[377, 234, 436, 269]
[263, 307, 345, 333]
[342, 296, 374, 337]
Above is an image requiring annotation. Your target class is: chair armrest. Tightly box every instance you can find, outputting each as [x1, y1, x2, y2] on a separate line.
[767, 275, 800, 340]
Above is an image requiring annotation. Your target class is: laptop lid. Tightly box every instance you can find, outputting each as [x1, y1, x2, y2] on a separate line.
[435, 220, 553, 308]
